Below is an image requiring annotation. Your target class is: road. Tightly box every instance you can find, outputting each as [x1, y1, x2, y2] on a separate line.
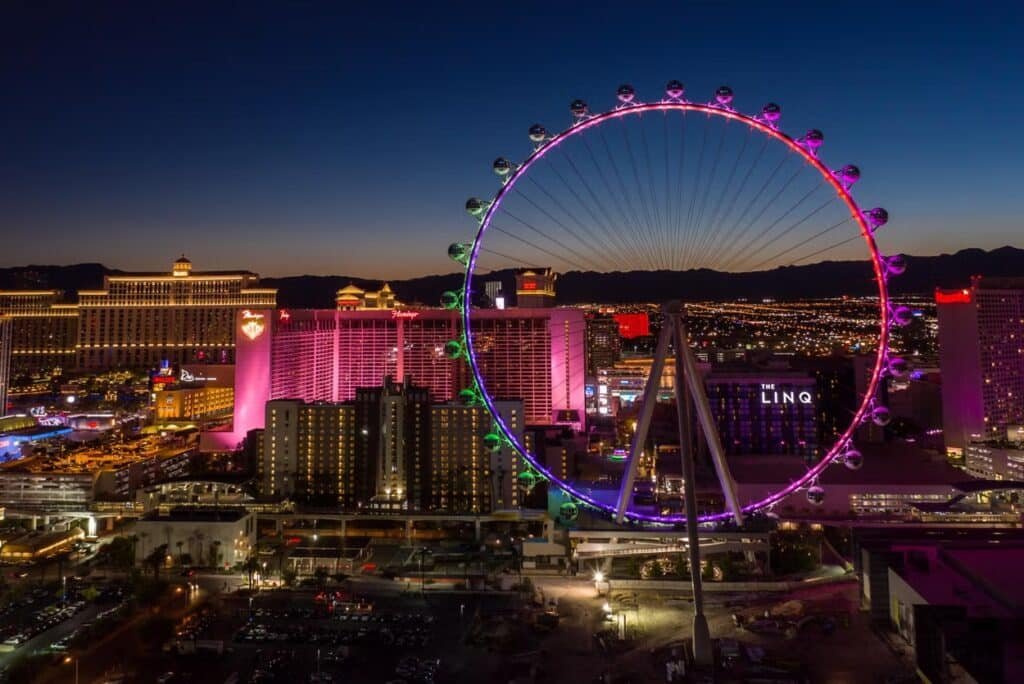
[0, 603, 100, 673]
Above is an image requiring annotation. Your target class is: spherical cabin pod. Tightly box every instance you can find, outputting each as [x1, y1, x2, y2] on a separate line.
[761, 102, 782, 123]
[444, 340, 464, 360]
[448, 242, 469, 264]
[886, 254, 907, 276]
[458, 388, 479, 404]
[891, 305, 914, 327]
[872, 405, 892, 427]
[616, 84, 636, 103]
[465, 197, 487, 217]
[483, 433, 502, 452]
[528, 124, 548, 143]
[806, 485, 826, 505]
[665, 80, 685, 99]
[559, 501, 580, 522]
[517, 471, 537, 490]
[802, 129, 825, 150]
[838, 164, 861, 187]
[570, 99, 589, 118]
[440, 290, 461, 309]
[493, 157, 512, 177]
[888, 356, 909, 378]
[843, 448, 864, 470]
[866, 207, 889, 229]
[715, 85, 734, 105]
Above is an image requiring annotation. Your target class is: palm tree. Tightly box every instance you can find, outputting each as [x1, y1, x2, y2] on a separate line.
[210, 540, 222, 569]
[194, 531, 206, 566]
[243, 556, 260, 590]
[137, 532, 148, 561]
[176, 540, 185, 566]
[145, 544, 168, 580]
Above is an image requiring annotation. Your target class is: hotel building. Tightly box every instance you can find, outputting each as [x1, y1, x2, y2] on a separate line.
[936, 276, 1024, 453]
[705, 370, 818, 458]
[0, 291, 78, 373]
[217, 307, 585, 450]
[259, 391, 527, 514]
[0, 316, 9, 415]
[76, 256, 276, 370]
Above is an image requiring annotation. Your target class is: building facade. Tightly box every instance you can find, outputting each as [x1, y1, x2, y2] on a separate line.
[0, 291, 78, 374]
[706, 371, 818, 458]
[76, 256, 276, 370]
[585, 314, 621, 375]
[937, 277, 1024, 454]
[219, 307, 586, 449]
[260, 393, 529, 514]
[0, 316, 9, 416]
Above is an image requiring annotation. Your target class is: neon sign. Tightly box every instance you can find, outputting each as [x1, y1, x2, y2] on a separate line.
[391, 310, 419, 320]
[759, 384, 812, 405]
[935, 288, 971, 304]
[240, 310, 266, 340]
[180, 368, 217, 383]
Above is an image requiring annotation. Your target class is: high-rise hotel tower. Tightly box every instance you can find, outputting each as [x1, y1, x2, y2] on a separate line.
[936, 276, 1024, 454]
[76, 256, 276, 369]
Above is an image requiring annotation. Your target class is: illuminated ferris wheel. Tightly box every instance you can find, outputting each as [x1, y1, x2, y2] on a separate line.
[444, 81, 909, 529]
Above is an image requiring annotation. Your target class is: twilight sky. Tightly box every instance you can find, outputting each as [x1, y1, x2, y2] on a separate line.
[2, 1, 1023, 278]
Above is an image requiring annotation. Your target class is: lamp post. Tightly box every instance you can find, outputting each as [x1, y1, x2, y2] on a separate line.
[63, 656, 79, 684]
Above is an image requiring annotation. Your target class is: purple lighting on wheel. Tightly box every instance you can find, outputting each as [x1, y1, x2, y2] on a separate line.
[461, 98, 892, 524]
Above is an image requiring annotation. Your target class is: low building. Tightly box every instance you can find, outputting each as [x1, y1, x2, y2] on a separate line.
[155, 385, 234, 424]
[963, 441, 1024, 480]
[731, 444, 972, 518]
[133, 507, 256, 568]
[0, 528, 84, 561]
[856, 528, 1024, 683]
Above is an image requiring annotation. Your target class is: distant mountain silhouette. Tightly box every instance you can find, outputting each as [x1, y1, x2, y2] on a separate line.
[2, 247, 1022, 307]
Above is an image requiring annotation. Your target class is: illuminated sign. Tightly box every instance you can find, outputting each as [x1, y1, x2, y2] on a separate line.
[279, 310, 291, 322]
[391, 310, 419, 320]
[520, 281, 538, 290]
[759, 384, 812, 405]
[240, 310, 266, 340]
[180, 368, 217, 383]
[29, 406, 46, 418]
[935, 288, 971, 304]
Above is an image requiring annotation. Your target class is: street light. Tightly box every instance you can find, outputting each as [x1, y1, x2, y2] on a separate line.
[63, 656, 79, 684]
[593, 570, 605, 583]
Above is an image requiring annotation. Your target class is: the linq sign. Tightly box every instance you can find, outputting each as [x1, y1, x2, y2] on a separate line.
[759, 383, 812, 405]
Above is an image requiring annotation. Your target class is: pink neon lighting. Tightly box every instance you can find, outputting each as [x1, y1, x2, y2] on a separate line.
[462, 100, 891, 524]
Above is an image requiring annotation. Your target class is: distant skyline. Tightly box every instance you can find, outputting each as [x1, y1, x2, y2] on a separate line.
[3, 2, 1023, 278]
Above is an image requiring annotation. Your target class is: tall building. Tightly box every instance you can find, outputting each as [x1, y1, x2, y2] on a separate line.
[705, 370, 818, 458]
[585, 314, 621, 374]
[76, 256, 276, 370]
[219, 307, 586, 449]
[515, 268, 557, 308]
[0, 316, 11, 416]
[936, 277, 1024, 454]
[335, 283, 401, 310]
[259, 393, 529, 514]
[0, 291, 79, 374]
[261, 399, 360, 506]
[430, 400, 525, 513]
[356, 376, 431, 511]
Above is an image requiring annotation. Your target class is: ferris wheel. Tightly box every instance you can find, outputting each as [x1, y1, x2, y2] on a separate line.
[445, 81, 909, 528]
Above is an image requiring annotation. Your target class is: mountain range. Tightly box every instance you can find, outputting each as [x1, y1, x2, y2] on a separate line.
[1, 246, 1022, 308]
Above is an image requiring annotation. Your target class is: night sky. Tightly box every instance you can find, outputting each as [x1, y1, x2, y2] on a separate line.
[2, 2, 1022, 278]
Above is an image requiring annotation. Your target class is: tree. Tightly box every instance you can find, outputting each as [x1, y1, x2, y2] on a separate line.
[145, 544, 169, 580]
[209, 540, 222, 569]
[176, 540, 185, 566]
[243, 556, 260, 590]
[282, 568, 298, 587]
[314, 566, 330, 590]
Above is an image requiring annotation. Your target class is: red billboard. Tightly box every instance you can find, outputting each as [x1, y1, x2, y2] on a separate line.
[613, 313, 650, 339]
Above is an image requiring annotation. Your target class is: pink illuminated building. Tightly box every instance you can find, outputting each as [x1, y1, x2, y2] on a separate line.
[211, 307, 585, 449]
[937, 276, 1024, 453]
